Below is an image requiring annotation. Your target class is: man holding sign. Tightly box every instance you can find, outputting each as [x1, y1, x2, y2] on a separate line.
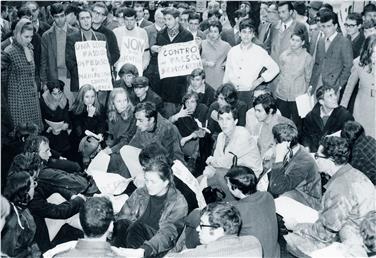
[66, 8, 111, 94]
[113, 7, 150, 77]
[153, 7, 194, 118]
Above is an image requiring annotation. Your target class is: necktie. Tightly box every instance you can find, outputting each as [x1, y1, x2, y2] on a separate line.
[325, 38, 330, 52]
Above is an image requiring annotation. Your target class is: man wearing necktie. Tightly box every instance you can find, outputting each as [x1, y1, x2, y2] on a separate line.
[309, 11, 353, 98]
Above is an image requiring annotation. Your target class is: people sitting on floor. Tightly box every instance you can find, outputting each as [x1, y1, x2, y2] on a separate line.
[268, 123, 322, 209]
[168, 202, 262, 257]
[341, 121, 376, 185]
[284, 136, 375, 257]
[112, 158, 188, 257]
[302, 85, 354, 152]
[53, 196, 126, 257]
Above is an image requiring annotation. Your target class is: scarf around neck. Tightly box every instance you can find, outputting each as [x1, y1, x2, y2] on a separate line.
[42, 90, 67, 111]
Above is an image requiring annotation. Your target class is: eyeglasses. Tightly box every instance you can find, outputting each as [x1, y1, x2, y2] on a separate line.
[344, 23, 357, 28]
[51, 90, 63, 96]
[314, 153, 327, 160]
[199, 224, 217, 229]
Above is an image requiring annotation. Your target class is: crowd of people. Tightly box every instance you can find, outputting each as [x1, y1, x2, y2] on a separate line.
[1, 0, 376, 257]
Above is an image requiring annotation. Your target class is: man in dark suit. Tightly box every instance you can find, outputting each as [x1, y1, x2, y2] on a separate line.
[221, 9, 249, 47]
[134, 2, 153, 28]
[310, 11, 353, 96]
[188, 12, 206, 45]
[66, 8, 110, 94]
[41, 3, 78, 106]
[345, 12, 365, 59]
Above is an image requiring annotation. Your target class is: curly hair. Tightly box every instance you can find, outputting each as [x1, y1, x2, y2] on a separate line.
[320, 136, 350, 165]
[24, 135, 49, 154]
[201, 202, 242, 235]
[340, 121, 365, 146]
[3, 171, 32, 208]
[107, 87, 134, 123]
[8, 152, 43, 178]
[71, 84, 101, 116]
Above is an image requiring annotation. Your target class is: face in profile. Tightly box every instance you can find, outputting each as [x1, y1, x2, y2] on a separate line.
[196, 213, 221, 245]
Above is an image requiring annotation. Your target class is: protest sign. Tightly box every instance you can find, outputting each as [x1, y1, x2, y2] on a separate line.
[158, 41, 203, 79]
[75, 41, 112, 91]
[117, 36, 145, 76]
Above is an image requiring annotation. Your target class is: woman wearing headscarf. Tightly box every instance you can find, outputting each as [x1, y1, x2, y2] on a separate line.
[2, 18, 43, 130]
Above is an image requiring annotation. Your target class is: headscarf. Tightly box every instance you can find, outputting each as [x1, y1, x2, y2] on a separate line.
[13, 18, 34, 62]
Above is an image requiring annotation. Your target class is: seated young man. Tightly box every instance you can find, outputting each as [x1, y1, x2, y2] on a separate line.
[252, 93, 295, 161]
[268, 123, 322, 209]
[114, 63, 138, 104]
[132, 76, 163, 115]
[187, 68, 216, 108]
[128, 101, 185, 163]
[302, 85, 354, 152]
[284, 136, 374, 257]
[168, 202, 262, 257]
[53, 196, 124, 257]
[8, 152, 86, 252]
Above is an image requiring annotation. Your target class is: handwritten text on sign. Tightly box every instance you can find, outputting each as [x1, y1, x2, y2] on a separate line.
[158, 41, 203, 79]
[75, 41, 112, 91]
[118, 36, 145, 76]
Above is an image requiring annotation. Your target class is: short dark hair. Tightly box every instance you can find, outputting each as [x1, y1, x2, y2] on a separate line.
[234, 9, 248, 19]
[320, 136, 350, 165]
[316, 85, 335, 101]
[225, 166, 257, 195]
[134, 101, 158, 121]
[208, 20, 222, 33]
[162, 7, 180, 18]
[291, 26, 307, 42]
[92, 2, 109, 16]
[50, 3, 65, 16]
[201, 202, 242, 235]
[239, 18, 256, 32]
[24, 135, 49, 154]
[340, 121, 365, 146]
[363, 19, 376, 30]
[363, 3, 376, 16]
[132, 76, 149, 88]
[47, 80, 65, 92]
[118, 63, 139, 78]
[17, 6, 33, 19]
[14, 122, 39, 142]
[182, 91, 199, 105]
[188, 12, 200, 22]
[208, 10, 221, 19]
[278, 1, 294, 11]
[272, 123, 299, 147]
[253, 93, 277, 115]
[216, 83, 238, 106]
[8, 152, 43, 178]
[218, 104, 239, 120]
[347, 12, 363, 26]
[65, 4, 80, 16]
[139, 142, 172, 167]
[143, 158, 174, 183]
[77, 7, 92, 19]
[293, 2, 306, 16]
[321, 3, 334, 12]
[79, 197, 114, 238]
[319, 10, 338, 25]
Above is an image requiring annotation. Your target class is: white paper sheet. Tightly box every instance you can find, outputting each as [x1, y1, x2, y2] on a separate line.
[45, 119, 64, 134]
[296, 93, 315, 118]
[87, 150, 110, 174]
[274, 196, 319, 224]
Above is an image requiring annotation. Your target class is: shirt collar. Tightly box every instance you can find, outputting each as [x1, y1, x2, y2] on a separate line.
[327, 31, 338, 42]
[34, 19, 40, 32]
[188, 83, 205, 94]
[55, 22, 67, 32]
[239, 42, 253, 50]
[282, 19, 293, 29]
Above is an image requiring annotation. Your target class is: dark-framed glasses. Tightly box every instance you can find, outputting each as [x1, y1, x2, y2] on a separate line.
[199, 224, 217, 229]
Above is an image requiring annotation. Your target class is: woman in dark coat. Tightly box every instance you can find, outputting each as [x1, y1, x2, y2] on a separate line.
[2, 18, 43, 130]
[40, 80, 71, 156]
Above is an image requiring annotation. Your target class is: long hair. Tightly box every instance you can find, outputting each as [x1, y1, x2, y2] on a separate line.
[71, 84, 101, 115]
[3, 172, 32, 208]
[359, 34, 376, 73]
[107, 87, 134, 123]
